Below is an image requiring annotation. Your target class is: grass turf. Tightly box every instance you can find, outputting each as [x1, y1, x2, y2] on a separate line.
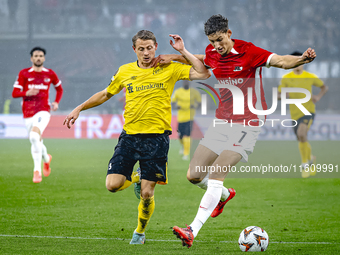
[0, 139, 339, 254]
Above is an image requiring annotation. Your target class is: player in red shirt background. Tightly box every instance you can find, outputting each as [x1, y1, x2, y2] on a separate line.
[152, 14, 316, 247]
[12, 47, 63, 183]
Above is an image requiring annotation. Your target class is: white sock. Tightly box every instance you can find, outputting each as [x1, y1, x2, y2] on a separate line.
[30, 132, 42, 173]
[221, 187, 230, 201]
[190, 179, 223, 237]
[195, 173, 230, 202]
[194, 173, 209, 190]
[41, 140, 49, 162]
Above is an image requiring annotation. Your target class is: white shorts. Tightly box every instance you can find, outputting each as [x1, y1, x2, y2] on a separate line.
[199, 122, 261, 162]
[24, 111, 51, 134]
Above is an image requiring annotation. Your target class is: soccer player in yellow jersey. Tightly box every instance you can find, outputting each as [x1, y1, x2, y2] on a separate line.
[278, 51, 328, 178]
[171, 80, 201, 160]
[63, 30, 210, 244]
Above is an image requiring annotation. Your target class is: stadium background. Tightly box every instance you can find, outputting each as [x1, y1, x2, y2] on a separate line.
[0, 0, 339, 116]
[0, 0, 339, 142]
[0, 1, 339, 254]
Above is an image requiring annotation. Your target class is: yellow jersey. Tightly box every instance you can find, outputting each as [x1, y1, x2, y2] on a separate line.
[278, 70, 324, 120]
[171, 87, 201, 123]
[107, 61, 191, 134]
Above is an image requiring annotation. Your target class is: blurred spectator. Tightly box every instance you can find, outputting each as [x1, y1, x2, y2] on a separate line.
[1, 0, 338, 60]
[7, 0, 18, 30]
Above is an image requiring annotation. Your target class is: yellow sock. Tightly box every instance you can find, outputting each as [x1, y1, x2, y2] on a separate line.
[117, 180, 132, 191]
[136, 196, 155, 234]
[307, 142, 312, 161]
[131, 171, 140, 183]
[183, 136, 191, 156]
[298, 142, 309, 164]
[117, 172, 140, 191]
[179, 138, 183, 147]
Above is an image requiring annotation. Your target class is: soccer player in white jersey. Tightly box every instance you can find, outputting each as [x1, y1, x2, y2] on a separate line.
[152, 14, 316, 247]
[12, 47, 63, 183]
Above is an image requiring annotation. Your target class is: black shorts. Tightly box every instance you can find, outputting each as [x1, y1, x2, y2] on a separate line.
[177, 121, 193, 139]
[107, 130, 170, 184]
[293, 113, 315, 135]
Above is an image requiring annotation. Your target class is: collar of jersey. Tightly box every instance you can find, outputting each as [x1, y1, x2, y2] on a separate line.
[136, 60, 153, 70]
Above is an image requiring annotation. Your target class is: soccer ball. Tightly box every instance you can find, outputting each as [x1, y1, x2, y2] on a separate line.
[238, 226, 269, 252]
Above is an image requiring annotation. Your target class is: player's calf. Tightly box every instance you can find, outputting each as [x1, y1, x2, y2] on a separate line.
[134, 168, 141, 199]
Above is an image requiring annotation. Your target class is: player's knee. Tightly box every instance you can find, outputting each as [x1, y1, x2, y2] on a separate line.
[106, 179, 123, 193]
[297, 134, 307, 142]
[29, 131, 40, 144]
[188, 178, 203, 184]
[140, 189, 153, 199]
[187, 173, 202, 184]
[186, 167, 203, 184]
[106, 184, 119, 193]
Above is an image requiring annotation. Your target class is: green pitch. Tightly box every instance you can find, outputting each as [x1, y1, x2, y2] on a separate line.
[0, 139, 339, 254]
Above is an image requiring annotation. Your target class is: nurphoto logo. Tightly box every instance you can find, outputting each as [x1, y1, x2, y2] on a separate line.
[198, 82, 312, 128]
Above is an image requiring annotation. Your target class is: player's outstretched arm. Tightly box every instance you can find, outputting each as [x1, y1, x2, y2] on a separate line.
[63, 89, 113, 129]
[169, 34, 210, 80]
[151, 54, 205, 67]
[270, 48, 316, 69]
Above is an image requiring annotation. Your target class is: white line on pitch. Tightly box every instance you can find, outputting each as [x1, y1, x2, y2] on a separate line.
[0, 234, 337, 245]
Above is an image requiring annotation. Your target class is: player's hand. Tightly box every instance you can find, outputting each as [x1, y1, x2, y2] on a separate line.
[151, 54, 172, 67]
[169, 34, 185, 53]
[302, 48, 316, 63]
[51, 102, 59, 111]
[63, 108, 81, 129]
[26, 88, 39, 96]
[312, 95, 320, 103]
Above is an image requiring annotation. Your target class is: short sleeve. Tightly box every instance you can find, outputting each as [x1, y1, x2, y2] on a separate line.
[248, 44, 274, 69]
[310, 73, 324, 87]
[106, 68, 124, 95]
[13, 70, 26, 90]
[204, 45, 215, 69]
[203, 55, 212, 69]
[172, 62, 191, 81]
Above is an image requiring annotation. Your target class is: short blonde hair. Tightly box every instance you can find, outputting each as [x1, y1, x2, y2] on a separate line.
[132, 30, 157, 47]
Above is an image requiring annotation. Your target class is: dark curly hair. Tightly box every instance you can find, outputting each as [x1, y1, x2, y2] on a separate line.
[204, 14, 229, 36]
[30, 47, 46, 56]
